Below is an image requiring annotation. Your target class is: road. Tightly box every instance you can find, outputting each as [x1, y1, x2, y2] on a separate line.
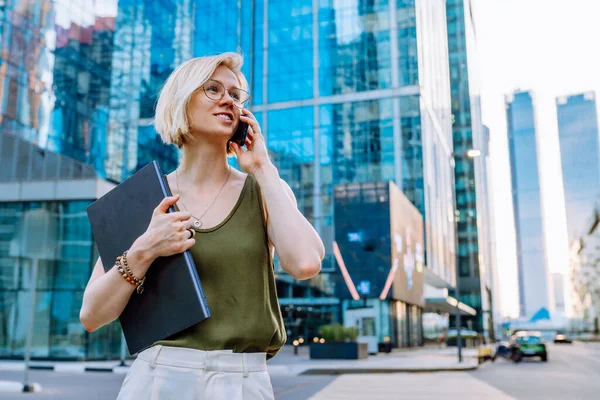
[469, 341, 600, 399]
[0, 342, 598, 399]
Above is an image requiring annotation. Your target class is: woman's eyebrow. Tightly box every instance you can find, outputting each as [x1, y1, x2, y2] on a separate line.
[211, 79, 241, 90]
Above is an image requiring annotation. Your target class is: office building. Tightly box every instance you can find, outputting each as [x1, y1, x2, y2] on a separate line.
[446, 0, 496, 336]
[0, 0, 192, 359]
[568, 203, 600, 330]
[229, 0, 466, 348]
[556, 92, 600, 244]
[505, 90, 554, 319]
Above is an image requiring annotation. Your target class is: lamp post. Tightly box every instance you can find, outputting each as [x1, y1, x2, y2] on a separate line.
[451, 149, 481, 363]
[9, 209, 58, 392]
[119, 331, 127, 367]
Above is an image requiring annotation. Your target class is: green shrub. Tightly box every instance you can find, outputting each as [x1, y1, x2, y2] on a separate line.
[344, 326, 359, 342]
[318, 324, 359, 342]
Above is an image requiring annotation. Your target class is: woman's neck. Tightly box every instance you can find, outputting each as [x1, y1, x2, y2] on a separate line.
[178, 143, 230, 186]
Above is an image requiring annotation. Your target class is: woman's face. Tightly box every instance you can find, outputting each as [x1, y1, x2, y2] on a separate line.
[187, 65, 243, 144]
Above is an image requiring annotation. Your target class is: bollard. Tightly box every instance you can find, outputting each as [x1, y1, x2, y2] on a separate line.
[293, 340, 299, 355]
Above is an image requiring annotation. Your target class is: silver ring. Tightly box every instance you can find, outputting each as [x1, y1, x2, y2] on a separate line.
[187, 229, 195, 239]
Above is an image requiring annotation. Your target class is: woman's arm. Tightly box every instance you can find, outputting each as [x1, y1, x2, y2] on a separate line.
[80, 243, 154, 332]
[80, 196, 194, 332]
[232, 109, 325, 280]
[255, 165, 324, 280]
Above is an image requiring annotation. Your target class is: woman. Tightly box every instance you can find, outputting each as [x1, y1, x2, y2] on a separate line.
[79, 52, 324, 399]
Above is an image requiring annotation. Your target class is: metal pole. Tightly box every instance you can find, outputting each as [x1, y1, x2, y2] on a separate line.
[119, 331, 127, 366]
[451, 154, 463, 363]
[23, 257, 39, 392]
[455, 263, 463, 363]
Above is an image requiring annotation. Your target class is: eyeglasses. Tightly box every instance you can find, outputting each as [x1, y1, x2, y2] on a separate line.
[202, 79, 250, 109]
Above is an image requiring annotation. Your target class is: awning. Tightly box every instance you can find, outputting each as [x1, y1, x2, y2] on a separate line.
[423, 267, 454, 289]
[424, 296, 477, 316]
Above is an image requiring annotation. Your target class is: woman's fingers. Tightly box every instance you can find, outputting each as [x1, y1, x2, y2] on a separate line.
[154, 194, 180, 215]
[183, 238, 196, 251]
[240, 114, 261, 136]
[183, 218, 194, 230]
[230, 142, 244, 157]
[168, 211, 192, 222]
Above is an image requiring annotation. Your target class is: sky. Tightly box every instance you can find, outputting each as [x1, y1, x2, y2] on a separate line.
[471, 0, 600, 318]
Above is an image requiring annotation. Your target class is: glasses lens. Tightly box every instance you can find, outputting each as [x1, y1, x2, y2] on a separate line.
[204, 80, 225, 101]
[203, 80, 250, 108]
[232, 89, 249, 108]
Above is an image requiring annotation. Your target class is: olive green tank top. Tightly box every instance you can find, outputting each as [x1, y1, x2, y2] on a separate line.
[154, 175, 287, 359]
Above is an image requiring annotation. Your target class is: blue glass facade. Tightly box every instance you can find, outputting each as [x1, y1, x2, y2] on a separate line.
[0, 200, 127, 359]
[0, 0, 184, 181]
[0, 0, 192, 359]
[556, 92, 600, 243]
[506, 91, 553, 318]
[446, 0, 495, 334]
[248, 0, 456, 344]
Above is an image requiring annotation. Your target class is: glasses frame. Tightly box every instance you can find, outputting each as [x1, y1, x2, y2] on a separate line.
[202, 79, 250, 109]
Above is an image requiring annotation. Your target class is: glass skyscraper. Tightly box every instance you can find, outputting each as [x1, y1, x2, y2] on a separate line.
[213, 0, 458, 346]
[1, 0, 464, 358]
[0, 0, 193, 359]
[556, 91, 600, 244]
[506, 90, 554, 319]
[445, 0, 495, 335]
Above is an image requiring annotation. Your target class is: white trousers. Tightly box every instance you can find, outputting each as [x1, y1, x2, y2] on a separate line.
[117, 345, 275, 400]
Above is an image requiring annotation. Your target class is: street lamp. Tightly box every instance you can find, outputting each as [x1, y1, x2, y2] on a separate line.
[466, 149, 482, 158]
[9, 209, 58, 392]
[451, 148, 481, 363]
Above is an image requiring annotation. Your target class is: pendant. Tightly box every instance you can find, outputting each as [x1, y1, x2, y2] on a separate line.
[193, 219, 202, 229]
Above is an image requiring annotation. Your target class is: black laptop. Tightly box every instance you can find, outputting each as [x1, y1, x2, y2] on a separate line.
[86, 161, 211, 354]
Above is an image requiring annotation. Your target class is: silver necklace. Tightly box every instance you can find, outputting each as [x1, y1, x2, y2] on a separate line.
[175, 166, 232, 229]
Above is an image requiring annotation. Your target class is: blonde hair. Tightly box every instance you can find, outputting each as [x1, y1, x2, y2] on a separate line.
[154, 52, 248, 150]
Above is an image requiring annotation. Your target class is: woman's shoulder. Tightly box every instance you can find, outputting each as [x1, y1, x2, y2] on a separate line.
[231, 168, 249, 184]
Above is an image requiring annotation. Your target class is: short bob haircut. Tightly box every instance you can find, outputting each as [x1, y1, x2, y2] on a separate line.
[154, 52, 248, 152]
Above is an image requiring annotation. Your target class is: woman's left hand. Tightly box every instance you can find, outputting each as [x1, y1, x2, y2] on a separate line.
[230, 109, 273, 176]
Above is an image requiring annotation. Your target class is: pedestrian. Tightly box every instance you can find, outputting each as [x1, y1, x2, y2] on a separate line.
[79, 52, 324, 399]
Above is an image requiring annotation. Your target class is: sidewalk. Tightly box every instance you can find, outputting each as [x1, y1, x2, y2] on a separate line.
[268, 345, 480, 375]
[0, 344, 481, 377]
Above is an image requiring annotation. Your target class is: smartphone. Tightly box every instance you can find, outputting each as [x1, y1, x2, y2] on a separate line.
[231, 121, 248, 147]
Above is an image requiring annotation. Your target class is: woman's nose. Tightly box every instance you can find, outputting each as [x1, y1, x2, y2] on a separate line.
[220, 90, 235, 105]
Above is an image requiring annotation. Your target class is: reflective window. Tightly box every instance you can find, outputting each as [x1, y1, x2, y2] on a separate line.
[0, 199, 123, 359]
[556, 93, 600, 242]
[318, 0, 393, 96]
[267, 107, 314, 216]
[268, 0, 313, 102]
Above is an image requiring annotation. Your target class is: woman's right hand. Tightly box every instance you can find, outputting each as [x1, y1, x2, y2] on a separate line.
[131, 195, 196, 266]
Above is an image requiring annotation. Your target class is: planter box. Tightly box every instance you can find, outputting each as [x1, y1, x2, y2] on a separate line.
[309, 342, 369, 359]
[378, 342, 392, 353]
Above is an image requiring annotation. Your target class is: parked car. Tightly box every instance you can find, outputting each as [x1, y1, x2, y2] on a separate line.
[510, 331, 548, 362]
[553, 333, 573, 344]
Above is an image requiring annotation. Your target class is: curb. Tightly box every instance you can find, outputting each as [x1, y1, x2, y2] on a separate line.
[2, 359, 487, 376]
[0, 364, 128, 374]
[0, 381, 43, 393]
[299, 365, 479, 375]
